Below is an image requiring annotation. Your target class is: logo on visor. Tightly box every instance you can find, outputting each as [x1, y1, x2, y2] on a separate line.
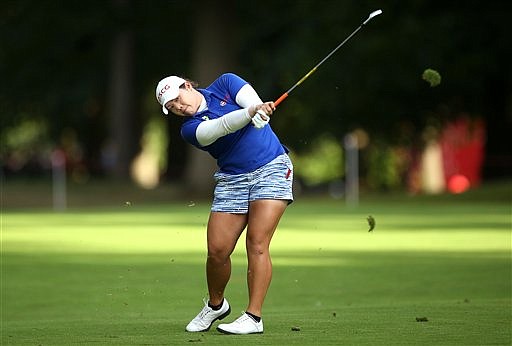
[220, 101, 226, 106]
[158, 85, 170, 102]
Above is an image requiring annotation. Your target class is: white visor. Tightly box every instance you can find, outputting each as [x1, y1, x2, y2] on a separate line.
[155, 76, 186, 115]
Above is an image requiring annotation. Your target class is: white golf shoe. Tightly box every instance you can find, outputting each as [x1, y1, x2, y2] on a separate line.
[185, 298, 231, 332]
[217, 312, 263, 334]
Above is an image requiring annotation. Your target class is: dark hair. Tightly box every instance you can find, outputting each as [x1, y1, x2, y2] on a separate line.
[180, 77, 199, 88]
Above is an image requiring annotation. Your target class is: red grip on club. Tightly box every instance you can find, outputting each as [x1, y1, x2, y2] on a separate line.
[274, 93, 289, 107]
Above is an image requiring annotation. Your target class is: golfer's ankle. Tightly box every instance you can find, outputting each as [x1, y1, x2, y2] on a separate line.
[208, 298, 224, 310]
[245, 311, 261, 322]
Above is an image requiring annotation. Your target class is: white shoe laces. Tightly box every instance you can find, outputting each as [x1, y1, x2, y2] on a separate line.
[235, 312, 252, 324]
[197, 298, 212, 319]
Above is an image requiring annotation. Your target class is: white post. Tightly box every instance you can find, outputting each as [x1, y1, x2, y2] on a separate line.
[51, 149, 67, 211]
[344, 133, 359, 206]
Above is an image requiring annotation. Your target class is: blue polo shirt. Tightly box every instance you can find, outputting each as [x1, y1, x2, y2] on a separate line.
[180, 73, 286, 174]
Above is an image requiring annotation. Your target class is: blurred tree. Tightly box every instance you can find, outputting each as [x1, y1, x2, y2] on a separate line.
[1, 0, 510, 187]
[182, 0, 239, 194]
[105, 0, 137, 178]
[0, 1, 111, 175]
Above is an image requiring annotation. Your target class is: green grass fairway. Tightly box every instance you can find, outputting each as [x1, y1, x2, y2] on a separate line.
[2, 187, 511, 345]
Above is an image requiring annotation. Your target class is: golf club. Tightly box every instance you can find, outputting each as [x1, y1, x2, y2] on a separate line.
[273, 9, 383, 107]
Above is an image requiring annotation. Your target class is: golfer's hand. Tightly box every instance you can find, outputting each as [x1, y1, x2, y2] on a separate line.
[251, 111, 268, 128]
[249, 102, 275, 129]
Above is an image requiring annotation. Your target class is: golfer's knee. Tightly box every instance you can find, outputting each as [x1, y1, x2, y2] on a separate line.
[207, 247, 230, 263]
[246, 239, 269, 256]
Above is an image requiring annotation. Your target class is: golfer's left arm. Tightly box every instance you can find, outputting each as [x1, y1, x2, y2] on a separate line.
[195, 84, 273, 146]
[236, 84, 272, 128]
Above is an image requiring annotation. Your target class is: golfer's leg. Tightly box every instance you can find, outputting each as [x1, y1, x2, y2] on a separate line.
[206, 212, 247, 306]
[245, 200, 288, 316]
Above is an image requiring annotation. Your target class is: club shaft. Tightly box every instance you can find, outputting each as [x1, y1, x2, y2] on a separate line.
[274, 10, 381, 107]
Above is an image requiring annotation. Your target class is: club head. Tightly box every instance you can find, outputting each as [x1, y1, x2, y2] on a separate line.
[363, 9, 383, 25]
[369, 9, 383, 19]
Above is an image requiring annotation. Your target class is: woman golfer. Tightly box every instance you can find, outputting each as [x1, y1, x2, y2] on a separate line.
[155, 73, 293, 334]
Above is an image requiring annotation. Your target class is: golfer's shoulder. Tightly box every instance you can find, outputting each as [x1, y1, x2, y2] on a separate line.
[210, 73, 247, 88]
[219, 72, 243, 81]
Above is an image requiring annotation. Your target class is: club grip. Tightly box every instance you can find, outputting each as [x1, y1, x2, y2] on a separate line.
[274, 93, 289, 107]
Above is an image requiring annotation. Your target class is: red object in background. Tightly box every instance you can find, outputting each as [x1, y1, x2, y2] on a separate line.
[439, 116, 486, 193]
[448, 174, 471, 193]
